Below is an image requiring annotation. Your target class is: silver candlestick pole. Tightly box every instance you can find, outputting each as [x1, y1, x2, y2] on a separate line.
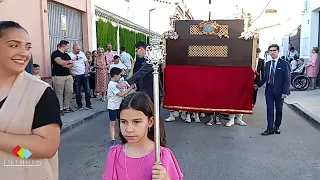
[145, 37, 166, 165]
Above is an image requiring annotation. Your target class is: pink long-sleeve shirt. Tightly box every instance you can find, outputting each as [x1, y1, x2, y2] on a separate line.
[102, 145, 183, 180]
[306, 53, 319, 78]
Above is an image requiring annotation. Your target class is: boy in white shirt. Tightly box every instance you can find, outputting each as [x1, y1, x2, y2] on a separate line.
[109, 55, 127, 79]
[32, 64, 41, 79]
[107, 67, 134, 146]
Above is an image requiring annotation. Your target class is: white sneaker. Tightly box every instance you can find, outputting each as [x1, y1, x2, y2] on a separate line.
[173, 111, 180, 117]
[191, 113, 195, 119]
[181, 112, 187, 120]
[226, 119, 234, 127]
[207, 116, 215, 126]
[194, 113, 201, 123]
[235, 118, 246, 126]
[165, 115, 176, 122]
[215, 116, 221, 125]
[185, 114, 191, 123]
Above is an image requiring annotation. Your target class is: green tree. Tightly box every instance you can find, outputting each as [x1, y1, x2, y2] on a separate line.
[119, 27, 136, 57]
[96, 19, 118, 50]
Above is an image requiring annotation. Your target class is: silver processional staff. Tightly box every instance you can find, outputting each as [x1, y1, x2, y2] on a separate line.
[145, 37, 166, 165]
[145, 22, 179, 164]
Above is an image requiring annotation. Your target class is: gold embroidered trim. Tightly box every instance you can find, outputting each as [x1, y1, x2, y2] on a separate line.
[188, 45, 228, 57]
[163, 105, 252, 113]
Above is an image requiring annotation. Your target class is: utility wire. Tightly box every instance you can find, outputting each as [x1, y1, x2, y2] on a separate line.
[251, 0, 272, 23]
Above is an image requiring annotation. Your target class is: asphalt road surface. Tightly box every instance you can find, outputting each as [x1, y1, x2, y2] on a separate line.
[59, 92, 320, 180]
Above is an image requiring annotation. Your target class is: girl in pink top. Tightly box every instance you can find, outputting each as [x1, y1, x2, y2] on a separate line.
[102, 92, 183, 180]
[306, 47, 319, 89]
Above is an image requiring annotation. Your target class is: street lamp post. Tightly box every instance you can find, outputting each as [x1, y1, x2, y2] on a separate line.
[149, 8, 156, 44]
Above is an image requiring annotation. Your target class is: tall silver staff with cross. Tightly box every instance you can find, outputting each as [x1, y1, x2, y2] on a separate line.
[145, 14, 179, 165]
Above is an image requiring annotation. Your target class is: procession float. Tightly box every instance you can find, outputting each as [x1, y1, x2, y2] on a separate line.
[162, 15, 259, 114]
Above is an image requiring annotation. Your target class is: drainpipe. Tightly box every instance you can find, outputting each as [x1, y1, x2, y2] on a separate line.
[117, 22, 120, 54]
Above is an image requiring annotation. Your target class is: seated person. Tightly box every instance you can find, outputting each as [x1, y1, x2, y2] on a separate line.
[291, 58, 305, 79]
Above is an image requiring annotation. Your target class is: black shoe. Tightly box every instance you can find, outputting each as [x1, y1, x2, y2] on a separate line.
[261, 129, 274, 136]
[75, 106, 82, 111]
[64, 107, 75, 113]
[85, 105, 93, 110]
[60, 110, 65, 116]
[274, 127, 281, 134]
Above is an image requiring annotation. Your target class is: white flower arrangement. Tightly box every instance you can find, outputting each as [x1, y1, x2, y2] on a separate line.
[239, 13, 259, 40]
[163, 30, 179, 40]
[239, 29, 259, 40]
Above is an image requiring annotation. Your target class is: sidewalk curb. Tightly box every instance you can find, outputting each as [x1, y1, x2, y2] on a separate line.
[61, 110, 105, 134]
[285, 102, 320, 131]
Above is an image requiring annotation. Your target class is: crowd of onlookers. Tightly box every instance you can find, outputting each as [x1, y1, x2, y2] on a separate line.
[265, 46, 320, 89]
[25, 40, 142, 116]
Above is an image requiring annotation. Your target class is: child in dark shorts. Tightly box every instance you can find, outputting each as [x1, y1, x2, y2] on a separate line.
[107, 67, 134, 146]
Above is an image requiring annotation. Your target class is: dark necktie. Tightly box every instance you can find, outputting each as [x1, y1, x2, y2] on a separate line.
[269, 60, 275, 84]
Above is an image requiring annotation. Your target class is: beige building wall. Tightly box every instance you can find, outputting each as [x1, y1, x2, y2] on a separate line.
[0, 0, 92, 78]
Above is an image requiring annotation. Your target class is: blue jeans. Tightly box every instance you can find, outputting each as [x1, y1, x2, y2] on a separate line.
[74, 74, 91, 107]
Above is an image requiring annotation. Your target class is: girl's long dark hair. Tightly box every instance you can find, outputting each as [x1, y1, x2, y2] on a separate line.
[119, 92, 167, 147]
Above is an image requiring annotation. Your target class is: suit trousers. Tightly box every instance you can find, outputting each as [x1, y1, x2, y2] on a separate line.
[265, 85, 284, 130]
[253, 88, 258, 105]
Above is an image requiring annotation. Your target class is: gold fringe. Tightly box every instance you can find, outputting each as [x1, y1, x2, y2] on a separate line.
[163, 105, 253, 114]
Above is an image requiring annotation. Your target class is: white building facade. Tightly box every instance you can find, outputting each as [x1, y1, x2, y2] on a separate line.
[300, 0, 320, 59]
[90, 0, 193, 50]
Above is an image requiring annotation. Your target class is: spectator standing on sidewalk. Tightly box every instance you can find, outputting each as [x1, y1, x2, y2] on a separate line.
[0, 20, 61, 180]
[32, 64, 41, 79]
[104, 43, 117, 65]
[87, 51, 97, 98]
[95, 48, 109, 101]
[120, 46, 133, 80]
[51, 40, 74, 116]
[68, 44, 92, 110]
[109, 55, 127, 75]
[306, 47, 319, 90]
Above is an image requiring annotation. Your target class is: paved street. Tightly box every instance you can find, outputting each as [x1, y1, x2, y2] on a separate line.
[59, 91, 320, 180]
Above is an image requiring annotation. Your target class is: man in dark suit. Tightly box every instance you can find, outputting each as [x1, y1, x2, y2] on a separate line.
[118, 41, 164, 102]
[256, 44, 290, 136]
[253, 48, 265, 106]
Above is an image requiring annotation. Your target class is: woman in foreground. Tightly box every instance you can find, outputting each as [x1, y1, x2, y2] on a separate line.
[0, 21, 61, 179]
[102, 92, 183, 180]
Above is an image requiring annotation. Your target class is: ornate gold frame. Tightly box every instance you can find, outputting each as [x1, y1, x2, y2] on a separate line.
[198, 20, 221, 35]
